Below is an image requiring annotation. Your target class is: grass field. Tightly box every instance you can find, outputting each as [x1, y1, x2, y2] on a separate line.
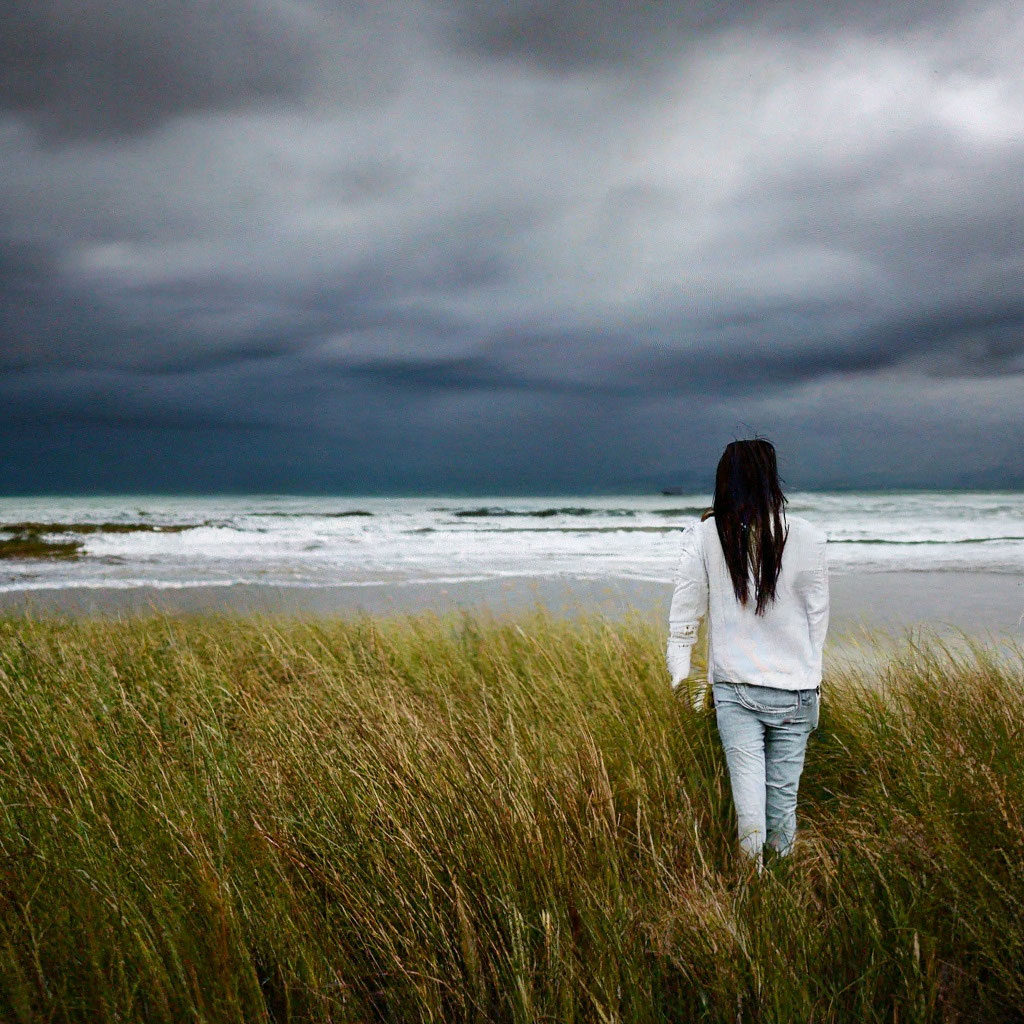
[1, 611, 1022, 1023]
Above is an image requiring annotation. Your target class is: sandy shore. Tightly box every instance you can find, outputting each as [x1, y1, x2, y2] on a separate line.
[2, 570, 1023, 639]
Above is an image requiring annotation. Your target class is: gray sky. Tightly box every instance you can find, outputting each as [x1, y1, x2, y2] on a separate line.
[2, 0, 1023, 493]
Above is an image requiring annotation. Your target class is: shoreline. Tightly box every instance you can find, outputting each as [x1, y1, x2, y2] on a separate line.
[2, 569, 1023, 640]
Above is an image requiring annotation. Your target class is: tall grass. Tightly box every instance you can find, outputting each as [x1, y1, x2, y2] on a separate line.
[0, 611, 1022, 1023]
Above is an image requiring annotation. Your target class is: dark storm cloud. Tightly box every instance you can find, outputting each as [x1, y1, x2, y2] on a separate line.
[339, 353, 596, 394]
[1, 400, 281, 432]
[0, 1, 316, 139]
[448, 0, 955, 69]
[331, 293, 1024, 401]
[2, 0, 1024, 491]
[637, 301, 1024, 389]
[0, 241, 56, 350]
[0, 238, 299, 373]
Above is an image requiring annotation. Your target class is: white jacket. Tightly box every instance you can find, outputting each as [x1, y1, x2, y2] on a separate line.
[667, 514, 829, 700]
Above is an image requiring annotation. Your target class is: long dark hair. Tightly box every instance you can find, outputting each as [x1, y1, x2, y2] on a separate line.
[711, 438, 788, 615]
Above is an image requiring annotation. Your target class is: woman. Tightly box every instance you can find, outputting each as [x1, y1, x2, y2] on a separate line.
[667, 438, 829, 864]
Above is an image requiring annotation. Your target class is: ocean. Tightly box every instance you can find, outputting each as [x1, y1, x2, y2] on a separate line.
[2, 492, 1023, 596]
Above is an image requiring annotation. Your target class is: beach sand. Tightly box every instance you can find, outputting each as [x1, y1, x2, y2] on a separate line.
[2, 570, 1022, 641]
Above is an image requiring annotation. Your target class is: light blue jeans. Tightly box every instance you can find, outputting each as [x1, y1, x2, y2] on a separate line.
[712, 682, 819, 860]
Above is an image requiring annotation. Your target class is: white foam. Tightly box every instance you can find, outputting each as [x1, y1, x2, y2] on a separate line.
[2, 492, 1023, 594]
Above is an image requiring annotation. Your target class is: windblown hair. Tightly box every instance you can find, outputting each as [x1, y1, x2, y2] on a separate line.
[711, 438, 788, 615]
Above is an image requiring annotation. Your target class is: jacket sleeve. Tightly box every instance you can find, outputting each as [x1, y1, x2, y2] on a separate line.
[667, 524, 709, 687]
[805, 534, 830, 657]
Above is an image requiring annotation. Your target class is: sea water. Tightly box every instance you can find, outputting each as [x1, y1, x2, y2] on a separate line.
[1, 492, 1023, 594]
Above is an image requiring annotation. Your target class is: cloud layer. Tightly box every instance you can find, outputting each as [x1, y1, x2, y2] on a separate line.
[2, 0, 1023, 492]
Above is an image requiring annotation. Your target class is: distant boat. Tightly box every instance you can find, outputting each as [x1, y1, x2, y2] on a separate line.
[660, 487, 684, 496]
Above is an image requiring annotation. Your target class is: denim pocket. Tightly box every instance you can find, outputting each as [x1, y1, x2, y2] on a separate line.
[734, 683, 800, 715]
[801, 689, 820, 730]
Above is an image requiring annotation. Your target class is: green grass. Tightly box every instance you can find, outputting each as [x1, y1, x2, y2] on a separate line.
[0, 611, 1022, 1023]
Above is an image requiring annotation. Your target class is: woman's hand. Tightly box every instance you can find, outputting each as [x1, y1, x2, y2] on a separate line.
[666, 640, 691, 688]
[667, 642, 710, 711]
